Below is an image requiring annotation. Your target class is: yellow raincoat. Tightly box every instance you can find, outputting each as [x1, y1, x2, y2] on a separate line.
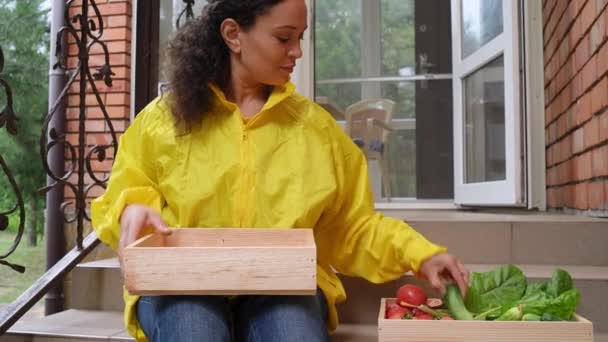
[91, 82, 446, 341]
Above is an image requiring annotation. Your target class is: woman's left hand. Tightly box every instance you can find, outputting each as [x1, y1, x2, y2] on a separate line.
[419, 253, 469, 298]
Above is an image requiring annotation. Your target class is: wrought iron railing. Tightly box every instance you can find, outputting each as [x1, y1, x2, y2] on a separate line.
[0, 0, 117, 333]
[41, 0, 118, 250]
[1, 0, 201, 334]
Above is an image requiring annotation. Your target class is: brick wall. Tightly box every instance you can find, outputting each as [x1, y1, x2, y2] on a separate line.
[64, 0, 132, 204]
[544, 0, 608, 214]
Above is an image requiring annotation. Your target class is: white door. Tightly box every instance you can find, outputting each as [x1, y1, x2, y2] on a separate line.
[451, 0, 524, 206]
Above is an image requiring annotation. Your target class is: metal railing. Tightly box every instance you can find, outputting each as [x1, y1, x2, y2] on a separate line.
[0, 0, 201, 334]
[0, 0, 118, 333]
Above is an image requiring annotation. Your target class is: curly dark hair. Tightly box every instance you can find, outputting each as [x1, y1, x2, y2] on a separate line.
[165, 0, 285, 132]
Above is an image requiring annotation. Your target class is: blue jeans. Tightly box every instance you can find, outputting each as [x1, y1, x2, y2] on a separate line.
[137, 289, 329, 342]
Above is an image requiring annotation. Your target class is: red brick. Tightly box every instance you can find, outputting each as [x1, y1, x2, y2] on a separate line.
[563, 184, 575, 207]
[561, 135, 574, 162]
[547, 144, 555, 166]
[559, 159, 574, 184]
[581, 0, 598, 34]
[107, 15, 131, 28]
[573, 127, 586, 152]
[600, 111, 608, 142]
[547, 187, 558, 207]
[94, 3, 131, 16]
[106, 119, 128, 132]
[588, 180, 607, 209]
[599, 43, 608, 77]
[87, 132, 121, 146]
[86, 105, 129, 119]
[101, 27, 131, 42]
[547, 167, 558, 186]
[582, 54, 597, 91]
[88, 41, 131, 55]
[574, 182, 589, 209]
[590, 17, 605, 54]
[574, 151, 593, 181]
[592, 144, 608, 176]
[87, 120, 107, 132]
[590, 77, 608, 115]
[576, 92, 594, 124]
[584, 116, 600, 147]
[106, 93, 130, 106]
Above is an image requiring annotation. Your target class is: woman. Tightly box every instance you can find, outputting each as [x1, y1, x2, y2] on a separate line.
[91, 0, 469, 341]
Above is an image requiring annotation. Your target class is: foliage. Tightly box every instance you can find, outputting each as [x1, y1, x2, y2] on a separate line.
[0, 0, 50, 235]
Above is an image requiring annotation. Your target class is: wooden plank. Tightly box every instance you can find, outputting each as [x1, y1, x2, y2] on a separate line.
[123, 228, 317, 296]
[378, 298, 594, 342]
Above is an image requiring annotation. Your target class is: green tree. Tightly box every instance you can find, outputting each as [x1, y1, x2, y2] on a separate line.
[0, 0, 50, 246]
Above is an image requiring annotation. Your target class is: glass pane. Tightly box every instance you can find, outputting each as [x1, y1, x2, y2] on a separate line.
[314, 0, 453, 201]
[461, 0, 503, 58]
[381, 0, 415, 77]
[158, 0, 208, 85]
[464, 55, 505, 183]
[314, 0, 362, 80]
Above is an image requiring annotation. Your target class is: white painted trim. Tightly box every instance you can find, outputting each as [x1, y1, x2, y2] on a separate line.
[452, 0, 524, 206]
[376, 201, 458, 210]
[523, 0, 546, 210]
[292, 0, 314, 98]
[317, 74, 454, 84]
[361, 0, 381, 99]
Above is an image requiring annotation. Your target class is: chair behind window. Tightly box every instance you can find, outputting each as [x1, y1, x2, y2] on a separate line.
[344, 99, 396, 201]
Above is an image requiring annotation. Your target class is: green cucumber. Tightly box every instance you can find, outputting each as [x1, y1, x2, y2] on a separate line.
[444, 284, 474, 320]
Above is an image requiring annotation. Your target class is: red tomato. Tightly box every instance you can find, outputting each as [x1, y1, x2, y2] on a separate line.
[386, 302, 412, 319]
[397, 284, 428, 307]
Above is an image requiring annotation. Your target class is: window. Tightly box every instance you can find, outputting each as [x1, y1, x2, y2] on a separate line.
[314, 0, 454, 202]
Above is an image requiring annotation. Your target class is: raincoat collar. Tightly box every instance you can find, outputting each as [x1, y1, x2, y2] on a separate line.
[209, 81, 296, 114]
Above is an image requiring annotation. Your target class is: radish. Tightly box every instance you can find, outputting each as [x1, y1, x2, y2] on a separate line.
[426, 298, 443, 308]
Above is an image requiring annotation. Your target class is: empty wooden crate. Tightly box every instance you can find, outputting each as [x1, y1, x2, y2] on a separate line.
[123, 228, 317, 296]
[378, 298, 594, 342]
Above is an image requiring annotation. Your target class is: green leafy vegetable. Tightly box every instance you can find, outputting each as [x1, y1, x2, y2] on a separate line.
[546, 269, 573, 298]
[464, 265, 527, 314]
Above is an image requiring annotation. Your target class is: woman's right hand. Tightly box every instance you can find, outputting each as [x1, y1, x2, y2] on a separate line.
[118, 204, 171, 261]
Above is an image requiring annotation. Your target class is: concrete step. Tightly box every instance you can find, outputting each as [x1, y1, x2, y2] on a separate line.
[69, 257, 608, 334]
[3, 310, 607, 342]
[1, 309, 130, 341]
[1, 309, 373, 342]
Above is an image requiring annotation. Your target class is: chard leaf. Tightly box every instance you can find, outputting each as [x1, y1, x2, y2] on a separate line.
[522, 288, 581, 321]
[465, 265, 527, 314]
[546, 269, 573, 298]
[524, 282, 546, 297]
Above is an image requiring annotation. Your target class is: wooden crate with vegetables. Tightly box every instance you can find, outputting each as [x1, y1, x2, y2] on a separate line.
[122, 228, 317, 296]
[378, 265, 594, 341]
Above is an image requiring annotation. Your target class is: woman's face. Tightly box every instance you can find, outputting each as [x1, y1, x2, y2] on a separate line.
[234, 0, 308, 86]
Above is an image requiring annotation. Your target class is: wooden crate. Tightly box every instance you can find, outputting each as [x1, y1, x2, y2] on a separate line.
[378, 298, 594, 342]
[123, 228, 316, 296]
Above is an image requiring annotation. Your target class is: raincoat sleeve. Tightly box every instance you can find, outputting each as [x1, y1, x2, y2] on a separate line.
[315, 124, 447, 283]
[91, 104, 164, 251]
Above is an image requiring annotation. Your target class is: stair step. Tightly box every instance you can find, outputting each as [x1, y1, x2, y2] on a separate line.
[3, 310, 606, 342]
[77, 258, 608, 280]
[2, 309, 374, 342]
[3, 309, 129, 341]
